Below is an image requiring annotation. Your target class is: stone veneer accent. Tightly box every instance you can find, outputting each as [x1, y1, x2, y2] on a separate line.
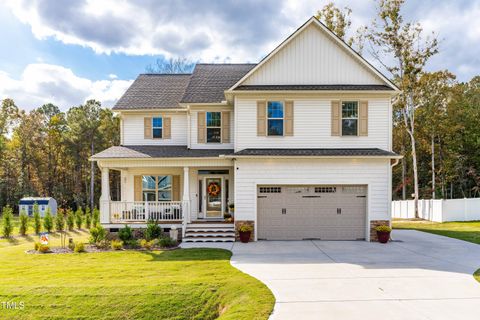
[370, 220, 390, 242]
[235, 220, 255, 242]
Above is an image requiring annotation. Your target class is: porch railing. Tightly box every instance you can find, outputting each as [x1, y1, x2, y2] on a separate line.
[109, 201, 185, 223]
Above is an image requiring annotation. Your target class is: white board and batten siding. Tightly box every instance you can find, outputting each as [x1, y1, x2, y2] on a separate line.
[242, 23, 384, 86]
[234, 158, 392, 240]
[234, 97, 392, 151]
[122, 113, 188, 146]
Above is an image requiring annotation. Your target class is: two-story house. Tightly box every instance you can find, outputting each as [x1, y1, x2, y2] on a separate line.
[92, 17, 401, 242]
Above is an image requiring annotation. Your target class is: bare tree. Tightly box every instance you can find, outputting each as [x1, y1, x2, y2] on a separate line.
[146, 57, 195, 74]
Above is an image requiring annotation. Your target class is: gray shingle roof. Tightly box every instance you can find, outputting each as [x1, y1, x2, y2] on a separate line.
[180, 64, 256, 103]
[234, 85, 394, 91]
[233, 148, 399, 157]
[113, 74, 191, 110]
[91, 145, 234, 159]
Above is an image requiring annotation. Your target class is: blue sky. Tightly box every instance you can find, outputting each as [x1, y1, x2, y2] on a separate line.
[0, 0, 479, 111]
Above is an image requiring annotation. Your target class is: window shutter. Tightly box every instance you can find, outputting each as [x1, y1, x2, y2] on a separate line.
[221, 111, 230, 143]
[257, 101, 266, 136]
[197, 112, 206, 143]
[163, 117, 171, 139]
[134, 176, 142, 201]
[144, 117, 152, 139]
[172, 175, 180, 201]
[331, 101, 341, 136]
[359, 100, 368, 136]
[285, 101, 294, 136]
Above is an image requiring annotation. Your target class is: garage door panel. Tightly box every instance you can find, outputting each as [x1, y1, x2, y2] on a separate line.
[258, 185, 366, 240]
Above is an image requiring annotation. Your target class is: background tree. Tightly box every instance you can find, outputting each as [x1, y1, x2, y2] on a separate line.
[145, 57, 195, 74]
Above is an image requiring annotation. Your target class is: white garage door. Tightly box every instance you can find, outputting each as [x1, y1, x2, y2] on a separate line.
[257, 185, 367, 240]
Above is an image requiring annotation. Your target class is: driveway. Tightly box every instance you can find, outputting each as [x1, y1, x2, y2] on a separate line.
[230, 230, 480, 320]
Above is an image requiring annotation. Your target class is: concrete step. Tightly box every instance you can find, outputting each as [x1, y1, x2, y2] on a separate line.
[183, 237, 235, 243]
[187, 223, 234, 228]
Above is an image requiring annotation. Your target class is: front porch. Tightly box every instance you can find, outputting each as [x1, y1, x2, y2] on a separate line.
[98, 158, 234, 236]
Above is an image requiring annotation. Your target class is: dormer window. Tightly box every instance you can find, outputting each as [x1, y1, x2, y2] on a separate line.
[152, 117, 162, 138]
[206, 112, 221, 143]
[267, 101, 284, 136]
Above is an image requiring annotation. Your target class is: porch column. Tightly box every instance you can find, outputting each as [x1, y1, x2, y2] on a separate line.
[182, 167, 191, 222]
[99, 167, 110, 224]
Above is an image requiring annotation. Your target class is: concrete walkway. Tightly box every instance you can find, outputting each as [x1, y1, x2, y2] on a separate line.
[229, 230, 480, 320]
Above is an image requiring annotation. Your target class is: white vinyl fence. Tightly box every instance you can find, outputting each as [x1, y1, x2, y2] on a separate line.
[392, 198, 480, 222]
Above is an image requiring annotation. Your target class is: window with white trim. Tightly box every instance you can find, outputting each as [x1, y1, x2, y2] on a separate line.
[341, 101, 358, 136]
[152, 117, 162, 138]
[142, 175, 172, 201]
[267, 101, 284, 136]
[206, 112, 221, 143]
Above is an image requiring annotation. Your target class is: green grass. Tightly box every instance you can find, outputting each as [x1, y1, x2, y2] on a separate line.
[0, 232, 274, 319]
[392, 219, 480, 244]
[474, 269, 480, 283]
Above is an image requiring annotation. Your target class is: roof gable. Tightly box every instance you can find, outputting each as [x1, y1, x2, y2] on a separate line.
[230, 17, 398, 91]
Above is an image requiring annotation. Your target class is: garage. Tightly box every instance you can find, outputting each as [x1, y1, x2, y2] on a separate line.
[257, 185, 367, 240]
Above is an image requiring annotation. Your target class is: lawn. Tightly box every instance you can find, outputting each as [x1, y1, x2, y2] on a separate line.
[392, 219, 480, 245]
[0, 231, 274, 319]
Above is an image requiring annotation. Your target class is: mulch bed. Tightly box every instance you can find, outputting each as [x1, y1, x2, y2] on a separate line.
[25, 244, 180, 254]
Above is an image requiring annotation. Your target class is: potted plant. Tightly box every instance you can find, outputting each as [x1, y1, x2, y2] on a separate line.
[375, 225, 392, 243]
[238, 224, 253, 243]
[228, 203, 234, 214]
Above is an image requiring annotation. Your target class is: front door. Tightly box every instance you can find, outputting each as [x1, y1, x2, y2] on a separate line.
[204, 177, 223, 218]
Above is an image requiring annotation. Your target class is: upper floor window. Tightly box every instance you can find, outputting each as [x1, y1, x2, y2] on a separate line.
[142, 175, 172, 201]
[341, 101, 358, 136]
[267, 101, 284, 136]
[152, 117, 162, 138]
[206, 112, 221, 143]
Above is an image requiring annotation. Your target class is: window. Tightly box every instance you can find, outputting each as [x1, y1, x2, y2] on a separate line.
[341, 101, 358, 136]
[142, 175, 172, 201]
[267, 101, 284, 136]
[259, 187, 282, 193]
[315, 186, 337, 193]
[152, 117, 162, 138]
[206, 112, 221, 143]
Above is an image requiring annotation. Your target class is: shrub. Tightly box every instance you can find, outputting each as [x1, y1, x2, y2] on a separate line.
[38, 244, 50, 253]
[34, 242, 40, 251]
[66, 209, 75, 231]
[68, 239, 75, 251]
[375, 225, 392, 232]
[85, 208, 92, 229]
[111, 239, 123, 250]
[118, 225, 134, 242]
[55, 212, 65, 232]
[43, 207, 53, 233]
[145, 220, 162, 241]
[124, 239, 140, 249]
[92, 208, 100, 226]
[133, 228, 145, 239]
[75, 208, 83, 229]
[158, 236, 177, 248]
[1, 206, 14, 238]
[140, 239, 156, 250]
[33, 203, 41, 234]
[89, 225, 107, 244]
[74, 242, 86, 253]
[238, 224, 253, 233]
[19, 209, 28, 236]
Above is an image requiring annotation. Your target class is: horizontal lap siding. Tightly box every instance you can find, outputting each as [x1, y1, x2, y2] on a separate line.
[234, 159, 390, 223]
[123, 113, 187, 146]
[235, 98, 390, 151]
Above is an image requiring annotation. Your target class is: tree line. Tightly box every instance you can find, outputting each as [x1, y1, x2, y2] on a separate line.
[0, 99, 119, 212]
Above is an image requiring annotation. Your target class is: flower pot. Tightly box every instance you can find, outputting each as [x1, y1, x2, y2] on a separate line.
[377, 231, 391, 243]
[239, 231, 251, 243]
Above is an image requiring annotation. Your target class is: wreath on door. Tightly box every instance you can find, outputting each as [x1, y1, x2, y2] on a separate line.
[207, 182, 221, 197]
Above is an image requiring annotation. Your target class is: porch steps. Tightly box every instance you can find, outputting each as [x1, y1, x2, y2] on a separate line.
[183, 223, 235, 242]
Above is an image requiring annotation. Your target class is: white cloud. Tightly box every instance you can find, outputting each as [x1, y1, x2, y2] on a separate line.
[0, 63, 133, 111]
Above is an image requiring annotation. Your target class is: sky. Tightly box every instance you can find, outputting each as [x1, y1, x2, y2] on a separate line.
[0, 0, 479, 111]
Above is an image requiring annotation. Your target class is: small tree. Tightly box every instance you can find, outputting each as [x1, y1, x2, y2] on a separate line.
[43, 207, 53, 233]
[85, 207, 92, 229]
[66, 209, 75, 231]
[19, 208, 29, 236]
[55, 211, 65, 232]
[1, 206, 14, 238]
[92, 208, 100, 226]
[75, 208, 83, 229]
[33, 203, 42, 234]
